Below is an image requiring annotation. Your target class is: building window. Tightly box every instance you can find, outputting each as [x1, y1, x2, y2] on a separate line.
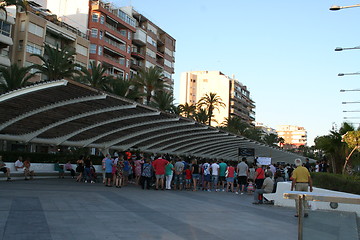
[125, 73, 128, 80]
[91, 28, 98, 38]
[28, 22, 44, 37]
[99, 30, 103, 40]
[20, 20, 25, 32]
[92, 13, 99, 22]
[126, 59, 129, 68]
[100, 15, 105, 24]
[128, 31, 131, 40]
[119, 29, 127, 37]
[127, 45, 130, 54]
[119, 58, 125, 65]
[76, 44, 88, 56]
[89, 44, 97, 54]
[18, 40, 23, 50]
[26, 43, 42, 55]
[98, 46, 102, 56]
[0, 20, 11, 37]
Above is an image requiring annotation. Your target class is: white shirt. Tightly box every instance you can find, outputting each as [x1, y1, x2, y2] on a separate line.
[14, 160, 24, 170]
[211, 163, 219, 176]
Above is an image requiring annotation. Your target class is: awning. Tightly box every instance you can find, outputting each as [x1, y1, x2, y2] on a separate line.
[0, 80, 305, 162]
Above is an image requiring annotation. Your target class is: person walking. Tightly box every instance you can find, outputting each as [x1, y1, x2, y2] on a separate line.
[291, 158, 313, 218]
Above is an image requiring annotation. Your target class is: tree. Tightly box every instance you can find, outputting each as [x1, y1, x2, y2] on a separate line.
[31, 44, 81, 81]
[108, 76, 139, 100]
[149, 91, 175, 112]
[133, 66, 165, 105]
[342, 130, 360, 174]
[194, 108, 209, 125]
[76, 61, 112, 91]
[0, 63, 33, 93]
[178, 102, 196, 119]
[220, 116, 250, 135]
[314, 122, 355, 173]
[263, 133, 279, 146]
[197, 92, 225, 126]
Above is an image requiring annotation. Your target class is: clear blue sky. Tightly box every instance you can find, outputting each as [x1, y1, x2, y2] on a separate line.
[117, 0, 360, 145]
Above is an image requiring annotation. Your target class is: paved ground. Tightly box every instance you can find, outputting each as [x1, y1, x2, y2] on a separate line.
[0, 178, 358, 240]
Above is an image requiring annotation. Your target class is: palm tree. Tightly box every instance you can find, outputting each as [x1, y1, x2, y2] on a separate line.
[149, 91, 175, 112]
[221, 116, 250, 135]
[197, 92, 225, 126]
[0, 0, 28, 19]
[0, 63, 33, 93]
[178, 102, 196, 119]
[194, 108, 209, 125]
[76, 61, 112, 91]
[263, 133, 279, 146]
[108, 76, 140, 100]
[133, 66, 165, 105]
[31, 44, 81, 81]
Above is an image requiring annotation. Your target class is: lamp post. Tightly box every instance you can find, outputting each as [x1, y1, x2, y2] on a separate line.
[335, 46, 360, 51]
[338, 72, 360, 76]
[330, 4, 360, 11]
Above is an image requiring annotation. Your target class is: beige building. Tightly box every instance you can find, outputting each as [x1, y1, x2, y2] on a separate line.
[276, 125, 307, 148]
[0, 10, 15, 67]
[179, 71, 255, 126]
[11, 1, 90, 81]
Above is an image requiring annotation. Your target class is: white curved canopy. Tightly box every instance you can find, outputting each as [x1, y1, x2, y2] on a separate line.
[0, 80, 304, 162]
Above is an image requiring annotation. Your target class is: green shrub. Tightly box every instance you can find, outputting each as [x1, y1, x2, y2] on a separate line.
[0, 151, 102, 165]
[311, 172, 360, 195]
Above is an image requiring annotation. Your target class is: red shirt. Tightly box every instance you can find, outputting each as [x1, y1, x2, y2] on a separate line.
[255, 168, 265, 179]
[152, 158, 168, 175]
[227, 166, 235, 178]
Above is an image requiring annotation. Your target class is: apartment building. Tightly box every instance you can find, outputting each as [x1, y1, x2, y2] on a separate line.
[276, 125, 307, 148]
[120, 6, 176, 91]
[255, 122, 277, 135]
[11, 1, 90, 81]
[179, 71, 255, 126]
[0, 10, 15, 68]
[88, 0, 136, 80]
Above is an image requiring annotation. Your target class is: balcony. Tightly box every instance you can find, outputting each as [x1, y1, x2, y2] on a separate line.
[133, 27, 146, 46]
[131, 48, 145, 60]
[130, 60, 143, 71]
[156, 50, 164, 58]
[104, 36, 126, 52]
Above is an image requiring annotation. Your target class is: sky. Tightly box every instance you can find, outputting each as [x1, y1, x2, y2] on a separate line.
[115, 0, 360, 145]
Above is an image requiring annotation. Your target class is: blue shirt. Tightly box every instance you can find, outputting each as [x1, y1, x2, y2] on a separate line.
[105, 158, 113, 173]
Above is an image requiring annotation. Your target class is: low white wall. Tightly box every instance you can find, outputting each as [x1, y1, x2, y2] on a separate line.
[3, 162, 102, 173]
[264, 182, 360, 217]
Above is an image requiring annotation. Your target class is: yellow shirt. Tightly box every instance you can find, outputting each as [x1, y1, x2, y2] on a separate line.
[292, 166, 310, 183]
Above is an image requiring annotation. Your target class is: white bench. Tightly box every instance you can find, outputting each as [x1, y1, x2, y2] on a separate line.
[264, 181, 360, 217]
[1, 162, 103, 180]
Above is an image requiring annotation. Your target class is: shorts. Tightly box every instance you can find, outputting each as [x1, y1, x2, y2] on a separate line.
[173, 174, 183, 184]
[226, 177, 234, 183]
[105, 172, 112, 178]
[0, 167, 7, 173]
[204, 174, 211, 182]
[219, 176, 226, 182]
[186, 179, 191, 184]
[192, 174, 200, 180]
[237, 176, 248, 185]
[156, 174, 164, 179]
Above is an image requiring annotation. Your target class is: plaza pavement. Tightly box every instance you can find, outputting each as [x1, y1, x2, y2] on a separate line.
[0, 178, 358, 240]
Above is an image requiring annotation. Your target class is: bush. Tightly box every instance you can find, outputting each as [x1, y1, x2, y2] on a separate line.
[0, 151, 103, 165]
[311, 172, 360, 195]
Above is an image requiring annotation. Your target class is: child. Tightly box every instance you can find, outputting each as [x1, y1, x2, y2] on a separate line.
[247, 179, 254, 194]
[185, 165, 192, 190]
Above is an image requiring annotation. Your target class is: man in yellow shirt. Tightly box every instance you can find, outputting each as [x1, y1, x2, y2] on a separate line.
[291, 158, 313, 217]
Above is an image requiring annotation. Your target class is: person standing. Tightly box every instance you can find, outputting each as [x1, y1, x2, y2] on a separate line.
[165, 160, 174, 190]
[236, 157, 249, 194]
[104, 155, 113, 187]
[152, 156, 169, 190]
[254, 164, 265, 189]
[304, 158, 311, 171]
[173, 158, 184, 191]
[218, 160, 227, 191]
[291, 158, 313, 217]
[210, 160, 220, 192]
[202, 160, 211, 192]
[141, 158, 153, 190]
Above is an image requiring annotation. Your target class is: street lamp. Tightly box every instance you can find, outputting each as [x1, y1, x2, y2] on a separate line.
[340, 89, 360, 92]
[335, 46, 360, 51]
[342, 102, 360, 104]
[338, 72, 360, 76]
[330, 4, 360, 11]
